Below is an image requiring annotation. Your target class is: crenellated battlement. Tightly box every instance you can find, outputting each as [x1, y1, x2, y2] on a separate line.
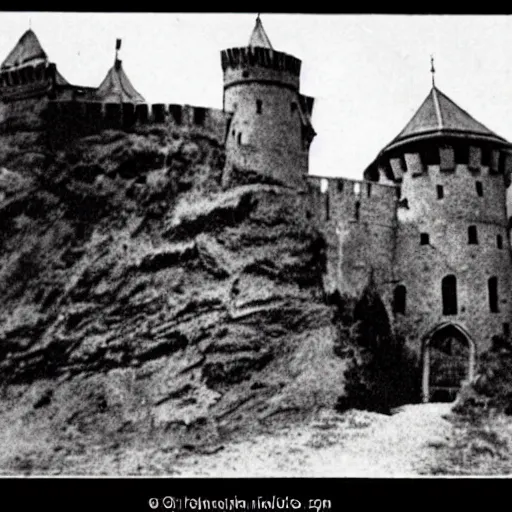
[309, 175, 399, 227]
[365, 142, 512, 184]
[221, 47, 301, 76]
[44, 100, 233, 144]
[0, 62, 56, 102]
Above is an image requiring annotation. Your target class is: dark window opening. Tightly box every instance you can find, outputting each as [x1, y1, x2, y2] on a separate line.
[337, 181, 344, 193]
[442, 275, 458, 316]
[423, 145, 440, 166]
[454, 144, 469, 165]
[497, 234, 503, 249]
[325, 192, 330, 221]
[242, 70, 250, 78]
[193, 107, 206, 126]
[256, 99, 262, 114]
[399, 154, 407, 174]
[476, 181, 483, 197]
[393, 285, 406, 315]
[499, 151, 507, 174]
[481, 147, 491, 167]
[420, 233, 430, 245]
[355, 201, 360, 221]
[489, 276, 499, 313]
[232, 129, 235, 137]
[436, 185, 444, 199]
[366, 183, 372, 197]
[468, 225, 478, 245]
[237, 133, 242, 145]
[291, 102, 297, 113]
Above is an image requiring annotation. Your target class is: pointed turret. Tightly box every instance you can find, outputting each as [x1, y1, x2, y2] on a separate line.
[383, 85, 508, 153]
[95, 39, 145, 103]
[1, 29, 47, 70]
[248, 15, 273, 49]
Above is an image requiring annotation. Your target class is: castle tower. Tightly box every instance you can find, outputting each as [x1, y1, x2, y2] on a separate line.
[221, 15, 315, 187]
[365, 81, 512, 402]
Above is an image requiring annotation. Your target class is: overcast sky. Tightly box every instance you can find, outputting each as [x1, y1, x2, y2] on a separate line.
[1, 12, 512, 180]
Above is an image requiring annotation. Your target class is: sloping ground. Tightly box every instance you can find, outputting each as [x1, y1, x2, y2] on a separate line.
[172, 403, 454, 477]
[6, 401, 458, 476]
[0, 125, 345, 474]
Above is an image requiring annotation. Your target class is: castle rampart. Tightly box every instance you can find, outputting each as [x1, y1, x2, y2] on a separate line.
[41, 101, 232, 145]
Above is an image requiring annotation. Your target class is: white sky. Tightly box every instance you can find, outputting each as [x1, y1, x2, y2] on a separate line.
[2, 12, 512, 180]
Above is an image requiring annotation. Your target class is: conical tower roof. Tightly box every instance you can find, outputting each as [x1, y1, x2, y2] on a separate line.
[96, 59, 145, 104]
[1, 29, 48, 70]
[382, 85, 509, 153]
[249, 15, 273, 49]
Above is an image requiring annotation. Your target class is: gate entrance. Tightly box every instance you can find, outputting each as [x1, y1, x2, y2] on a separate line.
[422, 324, 475, 403]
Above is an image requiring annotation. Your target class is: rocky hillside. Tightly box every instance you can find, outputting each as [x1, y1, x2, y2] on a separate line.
[0, 123, 345, 473]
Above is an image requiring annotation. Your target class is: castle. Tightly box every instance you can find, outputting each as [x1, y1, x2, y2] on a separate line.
[1, 16, 511, 404]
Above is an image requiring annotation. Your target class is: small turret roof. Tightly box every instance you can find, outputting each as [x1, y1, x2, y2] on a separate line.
[1, 29, 48, 70]
[381, 85, 509, 153]
[249, 16, 273, 49]
[96, 59, 145, 104]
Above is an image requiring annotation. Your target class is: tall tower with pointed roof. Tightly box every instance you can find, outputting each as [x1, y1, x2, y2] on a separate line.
[221, 15, 315, 187]
[363, 82, 512, 402]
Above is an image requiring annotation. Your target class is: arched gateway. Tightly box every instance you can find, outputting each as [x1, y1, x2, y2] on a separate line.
[422, 323, 476, 403]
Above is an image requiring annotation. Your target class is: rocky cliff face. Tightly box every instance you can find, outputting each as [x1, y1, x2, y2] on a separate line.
[0, 124, 345, 473]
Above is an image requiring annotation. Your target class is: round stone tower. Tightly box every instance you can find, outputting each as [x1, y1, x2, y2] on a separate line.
[221, 16, 315, 188]
[364, 83, 512, 402]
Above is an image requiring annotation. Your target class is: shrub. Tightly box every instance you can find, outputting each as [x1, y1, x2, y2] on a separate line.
[334, 279, 421, 414]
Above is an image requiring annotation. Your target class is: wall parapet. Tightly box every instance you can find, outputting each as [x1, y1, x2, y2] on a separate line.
[44, 100, 233, 144]
[308, 175, 399, 227]
[366, 143, 512, 183]
[0, 62, 56, 102]
[221, 46, 301, 76]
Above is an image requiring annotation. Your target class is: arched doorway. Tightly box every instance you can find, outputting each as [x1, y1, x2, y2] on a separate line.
[422, 323, 475, 403]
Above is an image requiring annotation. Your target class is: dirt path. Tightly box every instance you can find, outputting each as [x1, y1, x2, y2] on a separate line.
[175, 403, 454, 477]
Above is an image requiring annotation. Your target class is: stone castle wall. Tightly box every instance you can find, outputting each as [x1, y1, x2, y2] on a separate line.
[308, 175, 399, 314]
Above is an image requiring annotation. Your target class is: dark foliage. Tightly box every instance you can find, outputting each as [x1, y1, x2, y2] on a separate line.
[334, 280, 421, 414]
[453, 335, 512, 417]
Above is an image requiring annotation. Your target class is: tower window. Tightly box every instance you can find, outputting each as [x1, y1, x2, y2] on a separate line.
[256, 99, 262, 114]
[291, 102, 298, 114]
[476, 181, 483, 197]
[237, 132, 242, 145]
[337, 180, 344, 193]
[366, 183, 372, 197]
[436, 185, 444, 199]
[355, 200, 360, 221]
[489, 276, 499, 313]
[442, 275, 457, 316]
[468, 225, 478, 245]
[497, 234, 503, 249]
[420, 233, 430, 245]
[325, 192, 330, 221]
[393, 285, 407, 314]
